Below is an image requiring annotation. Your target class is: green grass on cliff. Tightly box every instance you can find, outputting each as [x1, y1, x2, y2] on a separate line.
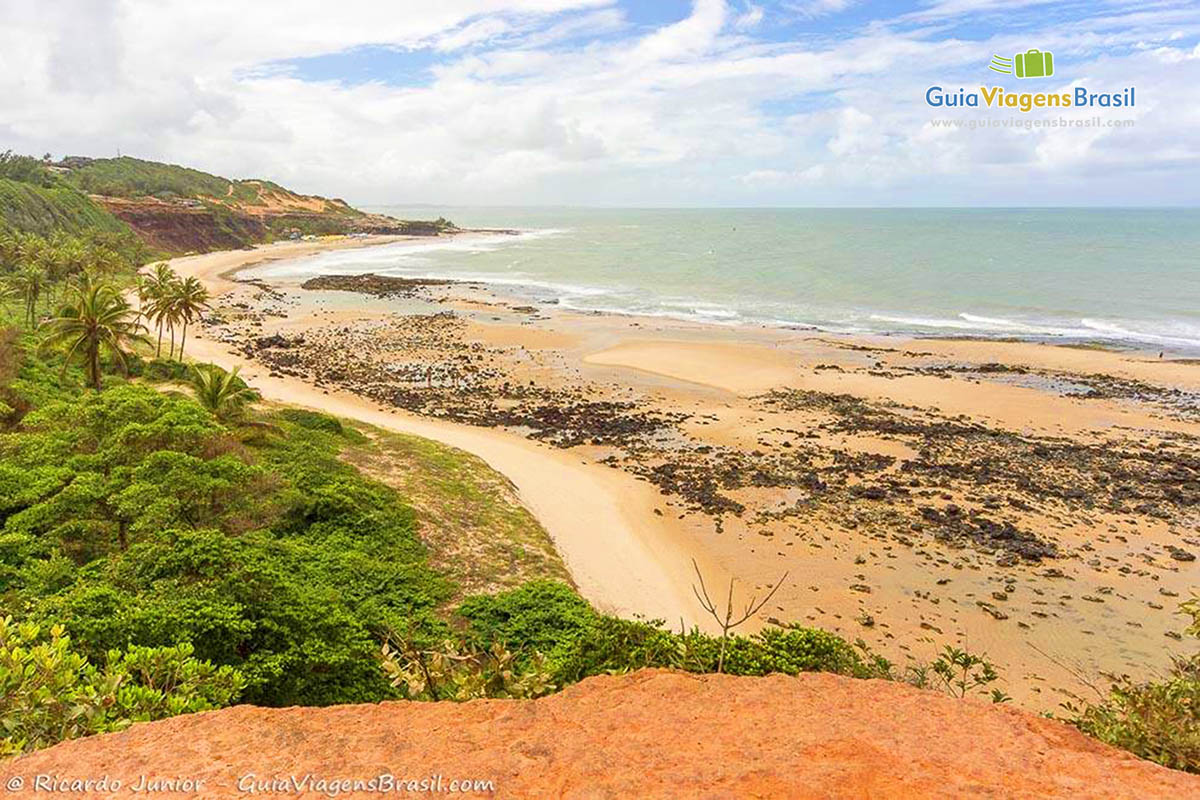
[0, 152, 416, 256]
[63, 156, 258, 203]
[61, 156, 362, 216]
[0, 178, 130, 239]
[342, 427, 572, 601]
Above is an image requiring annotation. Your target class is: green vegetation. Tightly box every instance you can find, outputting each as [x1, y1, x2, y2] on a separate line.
[63, 157, 262, 205]
[0, 210, 1192, 776]
[0, 152, 136, 244]
[454, 581, 876, 685]
[1, 230, 148, 334]
[0, 246, 451, 734]
[381, 636, 554, 702]
[0, 150, 457, 259]
[278, 407, 345, 435]
[188, 363, 258, 422]
[914, 646, 1009, 704]
[0, 152, 369, 257]
[59, 157, 363, 223]
[342, 428, 571, 599]
[0, 616, 242, 756]
[0, 367, 452, 709]
[1065, 599, 1200, 773]
[0, 179, 131, 240]
[5, 264, 44, 327]
[139, 264, 210, 359]
[0, 152, 54, 188]
[40, 279, 148, 389]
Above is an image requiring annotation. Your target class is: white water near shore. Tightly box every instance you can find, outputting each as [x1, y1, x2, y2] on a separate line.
[246, 208, 1200, 354]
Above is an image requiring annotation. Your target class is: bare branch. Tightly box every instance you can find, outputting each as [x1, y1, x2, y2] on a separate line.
[728, 572, 789, 628]
[689, 562, 790, 674]
[691, 558, 718, 616]
[724, 577, 735, 628]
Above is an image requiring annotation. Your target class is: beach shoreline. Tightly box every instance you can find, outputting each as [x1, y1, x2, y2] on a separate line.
[163, 236, 725, 631]
[164, 234, 1200, 710]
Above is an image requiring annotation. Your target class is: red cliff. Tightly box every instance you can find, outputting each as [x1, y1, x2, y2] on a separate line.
[2, 669, 1194, 798]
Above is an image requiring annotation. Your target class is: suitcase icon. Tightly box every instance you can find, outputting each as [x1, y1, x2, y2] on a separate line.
[1014, 49, 1054, 78]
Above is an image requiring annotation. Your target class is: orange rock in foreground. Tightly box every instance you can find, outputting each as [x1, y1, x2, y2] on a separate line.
[2, 669, 1195, 799]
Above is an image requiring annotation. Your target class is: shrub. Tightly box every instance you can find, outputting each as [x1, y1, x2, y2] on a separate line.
[130, 357, 193, 382]
[0, 616, 243, 755]
[1066, 598, 1200, 773]
[0, 151, 53, 187]
[456, 581, 873, 685]
[275, 408, 344, 435]
[0, 383, 269, 559]
[2, 353, 450, 707]
[891, 645, 1010, 703]
[716, 627, 864, 677]
[380, 635, 554, 701]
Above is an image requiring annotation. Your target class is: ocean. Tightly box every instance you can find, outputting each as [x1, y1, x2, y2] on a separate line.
[250, 208, 1200, 353]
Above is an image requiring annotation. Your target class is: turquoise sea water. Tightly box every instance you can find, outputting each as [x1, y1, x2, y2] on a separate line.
[252, 208, 1200, 353]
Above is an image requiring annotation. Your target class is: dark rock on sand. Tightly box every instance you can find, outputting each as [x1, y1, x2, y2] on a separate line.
[301, 273, 457, 297]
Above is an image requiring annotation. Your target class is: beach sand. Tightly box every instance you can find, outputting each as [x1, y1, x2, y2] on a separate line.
[164, 235, 1200, 710]
[165, 239, 724, 631]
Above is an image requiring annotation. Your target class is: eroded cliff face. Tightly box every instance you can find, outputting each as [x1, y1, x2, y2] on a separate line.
[1, 669, 1194, 799]
[96, 196, 268, 253]
[95, 196, 448, 255]
[1, 155, 455, 254]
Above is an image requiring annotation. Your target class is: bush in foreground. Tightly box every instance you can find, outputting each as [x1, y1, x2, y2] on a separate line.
[454, 581, 880, 686]
[1066, 597, 1200, 773]
[0, 616, 243, 756]
[0, 340, 449, 708]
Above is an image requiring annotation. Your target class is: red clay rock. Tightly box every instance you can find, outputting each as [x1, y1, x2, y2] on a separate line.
[2, 669, 1194, 799]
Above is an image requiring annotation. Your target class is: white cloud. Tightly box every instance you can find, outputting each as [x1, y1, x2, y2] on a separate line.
[784, 0, 857, 18]
[734, 4, 765, 30]
[0, 0, 1198, 205]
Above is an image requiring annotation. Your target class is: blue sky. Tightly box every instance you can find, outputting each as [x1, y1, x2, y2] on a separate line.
[3, 1, 1200, 206]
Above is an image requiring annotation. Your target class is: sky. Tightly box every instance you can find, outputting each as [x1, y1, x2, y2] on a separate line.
[2, 0, 1199, 206]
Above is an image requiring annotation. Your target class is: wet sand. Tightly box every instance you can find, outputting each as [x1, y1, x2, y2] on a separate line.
[164, 235, 1200, 710]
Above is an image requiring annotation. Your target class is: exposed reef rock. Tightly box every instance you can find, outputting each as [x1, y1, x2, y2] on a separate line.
[301, 273, 458, 297]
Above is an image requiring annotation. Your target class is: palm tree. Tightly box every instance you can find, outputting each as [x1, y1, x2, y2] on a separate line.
[0, 231, 21, 272]
[131, 274, 149, 329]
[39, 238, 86, 308]
[15, 233, 44, 263]
[41, 279, 149, 390]
[171, 276, 210, 360]
[188, 363, 257, 421]
[57, 239, 91, 283]
[141, 263, 178, 358]
[86, 246, 125, 278]
[0, 281, 16, 322]
[5, 264, 46, 327]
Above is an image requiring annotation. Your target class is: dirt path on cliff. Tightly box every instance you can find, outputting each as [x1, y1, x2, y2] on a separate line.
[161, 238, 722, 630]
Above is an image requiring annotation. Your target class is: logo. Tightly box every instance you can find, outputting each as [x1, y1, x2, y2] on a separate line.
[924, 47, 1135, 113]
[989, 49, 1055, 79]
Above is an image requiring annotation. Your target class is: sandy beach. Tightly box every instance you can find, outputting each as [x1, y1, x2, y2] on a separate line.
[164, 238, 723, 632]
[165, 234, 1200, 710]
